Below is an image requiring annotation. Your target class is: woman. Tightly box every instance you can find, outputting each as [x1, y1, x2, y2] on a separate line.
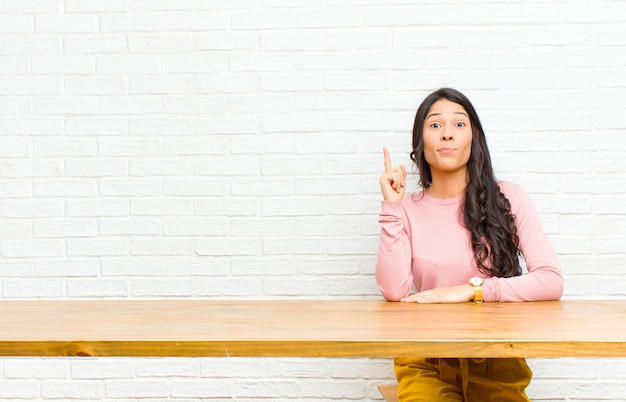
[376, 88, 563, 401]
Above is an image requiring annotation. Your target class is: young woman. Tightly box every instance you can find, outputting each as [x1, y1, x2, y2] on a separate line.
[376, 88, 564, 401]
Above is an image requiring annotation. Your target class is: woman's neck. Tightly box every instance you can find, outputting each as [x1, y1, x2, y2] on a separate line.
[426, 169, 468, 199]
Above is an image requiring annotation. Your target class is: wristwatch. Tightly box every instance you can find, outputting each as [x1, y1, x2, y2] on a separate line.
[468, 277, 484, 303]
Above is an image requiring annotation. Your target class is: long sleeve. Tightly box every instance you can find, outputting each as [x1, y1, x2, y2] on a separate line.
[375, 200, 414, 301]
[482, 182, 564, 302]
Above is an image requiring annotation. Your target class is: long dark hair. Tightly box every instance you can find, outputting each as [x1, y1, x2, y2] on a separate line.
[410, 88, 521, 278]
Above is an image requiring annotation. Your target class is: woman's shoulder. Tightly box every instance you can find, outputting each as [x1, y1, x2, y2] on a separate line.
[496, 180, 534, 210]
[497, 180, 524, 197]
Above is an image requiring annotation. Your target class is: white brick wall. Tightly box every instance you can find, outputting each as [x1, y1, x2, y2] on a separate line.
[1, 0, 625, 400]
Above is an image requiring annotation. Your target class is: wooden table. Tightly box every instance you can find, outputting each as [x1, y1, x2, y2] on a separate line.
[1, 300, 625, 358]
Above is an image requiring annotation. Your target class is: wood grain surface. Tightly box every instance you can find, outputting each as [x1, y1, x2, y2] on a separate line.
[1, 300, 625, 358]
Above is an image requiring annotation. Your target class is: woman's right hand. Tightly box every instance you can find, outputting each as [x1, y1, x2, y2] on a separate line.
[379, 147, 407, 202]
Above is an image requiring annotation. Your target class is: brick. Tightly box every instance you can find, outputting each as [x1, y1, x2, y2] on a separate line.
[0, 110, 58, 129]
[34, 138, 97, 157]
[100, 13, 164, 33]
[64, 34, 127, 54]
[66, 198, 129, 217]
[99, 178, 162, 196]
[98, 95, 162, 114]
[71, 360, 135, 379]
[163, 134, 228, 155]
[162, 217, 228, 236]
[102, 257, 166, 276]
[262, 237, 326, 255]
[98, 139, 161, 156]
[0, 381, 41, 398]
[196, 155, 261, 176]
[295, 177, 360, 196]
[163, 178, 228, 196]
[136, 358, 200, 377]
[195, 277, 262, 297]
[66, 117, 127, 136]
[99, 217, 162, 236]
[67, 238, 129, 257]
[229, 94, 292, 113]
[32, 55, 95, 74]
[0, 35, 61, 55]
[131, 237, 193, 256]
[166, 257, 229, 276]
[170, 380, 232, 398]
[163, 95, 228, 114]
[231, 178, 294, 196]
[35, 258, 99, 277]
[261, 197, 327, 217]
[163, 11, 230, 31]
[201, 358, 266, 378]
[130, 76, 192, 94]
[261, 112, 324, 133]
[97, 55, 161, 74]
[295, 257, 360, 275]
[34, 218, 98, 238]
[128, 34, 193, 53]
[1, 200, 63, 218]
[3, 360, 68, 379]
[131, 278, 195, 296]
[296, 7, 363, 28]
[41, 380, 102, 399]
[232, 9, 296, 30]
[104, 380, 169, 398]
[230, 53, 293, 72]
[194, 117, 259, 134]
[64, 76, 126, 95]
[195, 31, 258, 51]
[131, 198, 193, 216]
[67, 279, 129, 297]
[194, 197, 257, 217]
[195, 73, 259, 93]
[65, 0, 127, 13]
[129, 158, 194, 176]
[325, 72, 392, 91]
[33, 96, 98, 115]
[231, 217, 294, 237]
[232, 257, 295, 276]
[0, 15, 33, 33]
[162, 53, 229, 74]
[195, 238, 260, 256]
[262, 278, 328, 296]
[260, 73, 325, 92]
[261, 32, 325, 51]
[3, 279, 65, 298]
[65, 159, 127, 177]
[0, 261, 32, 278]
[34, 179, 97, 197]
[301, 380, 364, 398]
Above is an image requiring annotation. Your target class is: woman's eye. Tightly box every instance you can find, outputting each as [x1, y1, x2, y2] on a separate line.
[456, 122, 465, 127]
[430, 123, 441, 128]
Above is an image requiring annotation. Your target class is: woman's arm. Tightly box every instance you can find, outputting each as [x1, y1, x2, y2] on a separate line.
[482, 183, 564, 302]
[375, 200, 414, 301]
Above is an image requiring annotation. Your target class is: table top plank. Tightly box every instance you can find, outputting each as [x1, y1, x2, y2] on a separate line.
[1, 300, 625, 358]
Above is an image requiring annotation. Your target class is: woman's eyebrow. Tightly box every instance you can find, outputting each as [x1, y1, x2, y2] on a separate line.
[426, 111, 468, 119]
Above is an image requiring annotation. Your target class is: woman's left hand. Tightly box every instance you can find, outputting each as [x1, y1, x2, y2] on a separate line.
[401, 284, 475, 303]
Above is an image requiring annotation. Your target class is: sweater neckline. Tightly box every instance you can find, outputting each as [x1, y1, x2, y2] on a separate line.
[416, 190, 464, 205]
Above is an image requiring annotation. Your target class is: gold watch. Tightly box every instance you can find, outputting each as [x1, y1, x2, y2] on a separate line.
[468, 277, 484, 303]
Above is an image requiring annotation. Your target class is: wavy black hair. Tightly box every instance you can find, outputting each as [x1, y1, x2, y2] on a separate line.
[410, 88, 521, 278]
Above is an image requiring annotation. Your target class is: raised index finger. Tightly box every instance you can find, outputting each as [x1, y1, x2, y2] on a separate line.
[383, 147, 392, 173]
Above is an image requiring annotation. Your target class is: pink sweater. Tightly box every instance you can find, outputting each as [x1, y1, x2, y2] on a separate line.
[376, 181, 564, 302]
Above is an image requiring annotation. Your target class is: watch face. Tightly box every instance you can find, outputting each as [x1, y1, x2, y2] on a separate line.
[469, 277, 483, 287]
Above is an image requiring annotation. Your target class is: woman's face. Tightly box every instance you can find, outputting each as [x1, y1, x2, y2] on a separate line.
[422, 99, 473, 178]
